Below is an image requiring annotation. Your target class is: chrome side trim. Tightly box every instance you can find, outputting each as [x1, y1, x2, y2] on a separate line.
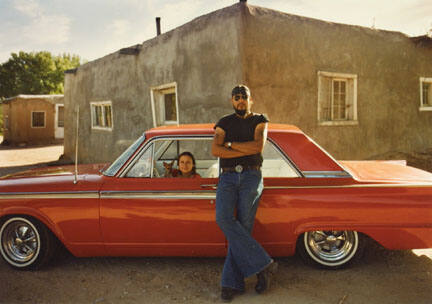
[265, 183, 432, 189]
[0, 191, 99, 200]
[101, 191, 216, 200]
[302, 171, 352, 178]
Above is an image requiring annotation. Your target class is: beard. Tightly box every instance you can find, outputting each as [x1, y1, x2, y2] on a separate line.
[233, 106, 246, 117]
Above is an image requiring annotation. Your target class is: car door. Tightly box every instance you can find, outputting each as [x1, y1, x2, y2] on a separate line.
[99, 137, 225, 257]
[253, 139, 303, 257]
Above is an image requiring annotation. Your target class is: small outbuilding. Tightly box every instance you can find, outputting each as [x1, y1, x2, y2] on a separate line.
[1, 95, 64, 145]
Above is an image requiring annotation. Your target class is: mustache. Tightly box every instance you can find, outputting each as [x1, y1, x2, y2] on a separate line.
[233, 106, 246, 116]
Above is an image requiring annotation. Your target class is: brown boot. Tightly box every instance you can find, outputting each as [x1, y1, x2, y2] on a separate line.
[255, 260, 278, 294]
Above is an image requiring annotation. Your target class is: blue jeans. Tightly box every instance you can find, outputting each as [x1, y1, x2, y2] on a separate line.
[215, 170, 272, 290]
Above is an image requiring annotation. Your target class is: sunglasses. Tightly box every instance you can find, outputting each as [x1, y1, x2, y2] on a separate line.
[233, 94, 249, 101]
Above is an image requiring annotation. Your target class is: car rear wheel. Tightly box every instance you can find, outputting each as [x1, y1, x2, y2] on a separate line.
[0, 216, 56, 270]
[297, 230, 364, 269]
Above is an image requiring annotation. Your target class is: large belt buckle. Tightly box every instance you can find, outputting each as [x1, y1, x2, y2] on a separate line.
[235, 165, 243, 173]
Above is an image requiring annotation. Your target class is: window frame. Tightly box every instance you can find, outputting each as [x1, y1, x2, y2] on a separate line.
[56, 104, 64, 128]
[31, 111, 46, 128]
[119, 135, 301, 179]
[317, 71, 358, 126]
[150, 82, 179, 127]
[419, 77, 432, 111]
[90, 101, 113, 131]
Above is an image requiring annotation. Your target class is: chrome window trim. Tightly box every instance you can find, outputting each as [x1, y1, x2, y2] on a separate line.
[302, 171, 351, 178]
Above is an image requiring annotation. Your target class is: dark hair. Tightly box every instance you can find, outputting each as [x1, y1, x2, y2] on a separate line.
[177, 151, 197, 175]
[231, 84, 251, 97]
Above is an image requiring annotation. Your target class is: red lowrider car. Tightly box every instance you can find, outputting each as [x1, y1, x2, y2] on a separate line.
[1, 124, 431, 270]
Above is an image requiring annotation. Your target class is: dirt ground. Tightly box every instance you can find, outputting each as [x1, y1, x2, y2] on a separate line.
[0, 141, 432, 304]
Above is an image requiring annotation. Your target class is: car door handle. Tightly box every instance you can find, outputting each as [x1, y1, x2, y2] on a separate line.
[200, 184, 217, 190]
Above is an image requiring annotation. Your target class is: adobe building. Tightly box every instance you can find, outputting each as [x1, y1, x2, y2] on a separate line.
[63, 1, 432, 166]
[1, 95, 64, 145]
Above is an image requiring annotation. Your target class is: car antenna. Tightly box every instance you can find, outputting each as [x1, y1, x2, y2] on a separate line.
[73, 105, 79, 184]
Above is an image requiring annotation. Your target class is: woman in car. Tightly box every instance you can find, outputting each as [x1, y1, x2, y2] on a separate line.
[163, 151, 201, 178]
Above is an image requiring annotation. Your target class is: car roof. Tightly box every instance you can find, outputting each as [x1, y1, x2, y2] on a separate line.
[145, 123, 303, 138]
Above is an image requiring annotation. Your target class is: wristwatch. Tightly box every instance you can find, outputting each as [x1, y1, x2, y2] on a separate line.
[226, 142, 232, 149]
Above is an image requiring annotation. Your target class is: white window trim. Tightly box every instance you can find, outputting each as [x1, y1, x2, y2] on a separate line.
[90, 101, 113, 131]
[55, 104, 64, 128]
[317, 71, 358, 126]
[419, 77, 432, 111]
[31, 111, 46, 128]
[4, 115, 9, 130]
[150, 82, 179, 128]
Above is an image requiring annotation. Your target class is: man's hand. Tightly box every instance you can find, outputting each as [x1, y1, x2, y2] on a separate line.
[228, 122, 267, 154]
[211, 123, 267, 158]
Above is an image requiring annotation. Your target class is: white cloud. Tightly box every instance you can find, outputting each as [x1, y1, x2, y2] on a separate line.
[12, 0, 41, 18]
[23, 14, 71, 44]
[12, 0, 71, 45]
[0, 0, 431, 63]
[109, 19, 132, 38]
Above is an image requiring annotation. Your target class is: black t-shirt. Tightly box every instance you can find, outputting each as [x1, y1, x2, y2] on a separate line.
[214, 113, 269, 167]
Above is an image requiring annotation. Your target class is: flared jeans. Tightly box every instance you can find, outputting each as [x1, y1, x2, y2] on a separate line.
[215, 170, 272, 290]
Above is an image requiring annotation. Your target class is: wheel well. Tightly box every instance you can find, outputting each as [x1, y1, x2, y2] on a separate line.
[0, 214, 63, 248]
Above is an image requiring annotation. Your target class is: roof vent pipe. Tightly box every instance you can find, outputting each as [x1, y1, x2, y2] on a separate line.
[156, 17, 161, 36]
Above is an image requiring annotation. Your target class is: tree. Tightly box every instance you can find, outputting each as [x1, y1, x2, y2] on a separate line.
[0, 51, 81, 99]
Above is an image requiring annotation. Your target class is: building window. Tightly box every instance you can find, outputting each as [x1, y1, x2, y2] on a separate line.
[4, 115, 9, 130]
[90, 101, 113, 130]
[151, 82, 179, 127]
[31, 111, 46, 128]
[318, 71, 358, 126]
[57, 105, 64, 127]
[420, 77, 432, 111]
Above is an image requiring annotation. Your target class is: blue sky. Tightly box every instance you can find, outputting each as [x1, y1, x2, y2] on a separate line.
[0, 0, 431, 63]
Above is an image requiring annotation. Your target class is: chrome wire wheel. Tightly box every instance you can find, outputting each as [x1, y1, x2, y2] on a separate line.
[0, 218, 41, 267]
[304, 230, 359, 267]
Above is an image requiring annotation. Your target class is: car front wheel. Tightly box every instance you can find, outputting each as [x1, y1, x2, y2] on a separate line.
[297, 230, 364, 269]
[0, 216, 56, 270]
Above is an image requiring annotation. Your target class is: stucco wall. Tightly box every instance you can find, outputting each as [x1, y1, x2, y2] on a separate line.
[2, 98, 57, 144]
[64, 4, 243, 163]
[241, 5, 432, 160]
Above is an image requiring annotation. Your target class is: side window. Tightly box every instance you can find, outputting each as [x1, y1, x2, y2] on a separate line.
[262, 141, 298, 178]
[153, 138, 218, 178]
[125, 145, 153, 178]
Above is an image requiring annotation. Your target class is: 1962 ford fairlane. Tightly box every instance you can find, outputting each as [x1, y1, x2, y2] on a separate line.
[1, 124, 431, 270]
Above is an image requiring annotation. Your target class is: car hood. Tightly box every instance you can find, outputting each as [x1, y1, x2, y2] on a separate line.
[0, 163, 108, 180]
[0, 163, 109, 193]
[339, 160, 432, 183]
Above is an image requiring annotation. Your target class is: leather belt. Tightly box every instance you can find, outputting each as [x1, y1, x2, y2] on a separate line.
[222, 165, 261, 173]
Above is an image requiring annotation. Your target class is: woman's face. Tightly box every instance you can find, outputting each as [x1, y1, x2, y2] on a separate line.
[178, 155, 194, 175]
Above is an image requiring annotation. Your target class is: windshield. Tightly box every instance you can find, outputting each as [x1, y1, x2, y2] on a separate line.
[103, 134, 146, 176]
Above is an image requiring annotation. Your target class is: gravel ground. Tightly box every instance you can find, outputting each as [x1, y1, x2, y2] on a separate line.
[0, 142, 431, 304]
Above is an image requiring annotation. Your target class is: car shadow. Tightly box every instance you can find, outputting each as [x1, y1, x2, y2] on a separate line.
[1, 242, 431, 304]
